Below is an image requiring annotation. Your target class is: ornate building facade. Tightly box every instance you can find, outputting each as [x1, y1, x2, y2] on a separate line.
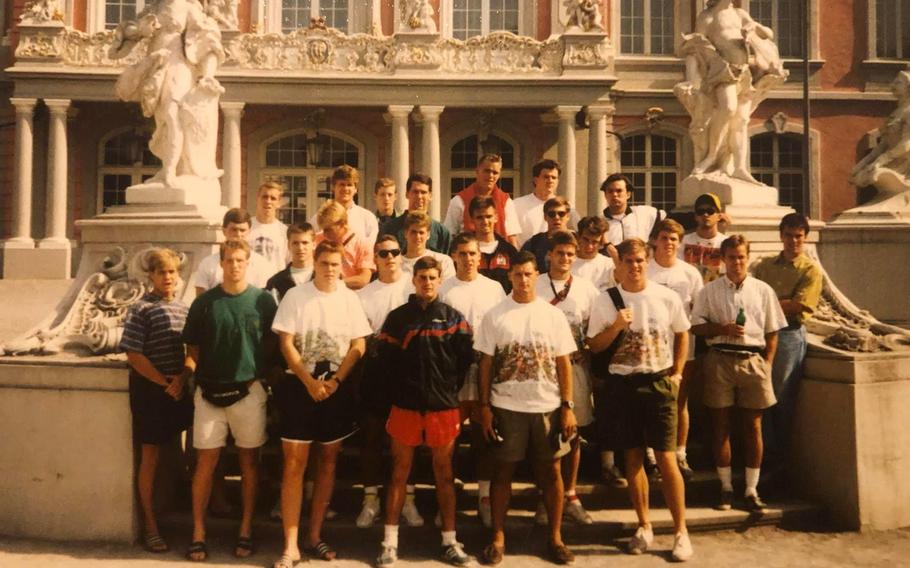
[0, 0, 905, 278]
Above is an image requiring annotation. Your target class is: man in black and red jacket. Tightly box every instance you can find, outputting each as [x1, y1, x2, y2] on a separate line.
[373, 255, 475, 567]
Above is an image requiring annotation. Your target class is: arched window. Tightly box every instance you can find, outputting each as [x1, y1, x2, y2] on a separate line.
[261, 131, 361, 225]
[98, 129, 160, 210]
[449, 133, 518, 196]
[619, 133, 678, 211]
[450, 0, 521, 40]
[750, 132, 805, 213]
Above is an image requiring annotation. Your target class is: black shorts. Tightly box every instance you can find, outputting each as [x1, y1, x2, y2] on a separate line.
[129, 372, 193, 445]
[275, 373, 358, 444]
[607, 371, 678, 452]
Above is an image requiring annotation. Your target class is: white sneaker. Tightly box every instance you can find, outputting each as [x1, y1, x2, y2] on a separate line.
[563, 498, 593, 525]
[602, 464, 629, 489]
[356, 494, 381, 528]
[401, 495, 425, 527]
[534, 500, 549, 526]
[478, 496, 492, 528]
[627, 525, 654, 555]
[672, 532, 694, 562]
[376, 543, 398, 566]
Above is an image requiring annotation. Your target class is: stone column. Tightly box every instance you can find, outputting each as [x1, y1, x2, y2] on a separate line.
[41, 99, 71, 247]
[556, 105, 582, 207]
[418, 105, 444, 220]
[587, 103, 614, 216]
[220, 102, 245, 208]
[8, 98, 37, 245]
[387, 105, 414, 212]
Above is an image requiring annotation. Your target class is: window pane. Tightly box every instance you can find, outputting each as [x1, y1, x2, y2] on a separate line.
[778, 135, 803, 168]
[650, 135, 677, 167]
[621, 0, 645, 54]
[105, 1, 138, 30]
[903, 0, 910, 59]
[499, 177, 514, 196]
[650, 0, 674, 55]
[489, 0, 519, 34]
[451, 135, 479, 169]
[282, 0, 312, 33]
[451, 177, 474, 194]
[877, 0, 898, 58]
[750, 134, 775, 168]
[651, 171, 676, 211]
[629, 172, 646, 204]
[102, 174, 132, 209]
[269, 175, 308, 225]
[453, 0, 482, 39]
[620, 135, 647, 167]
[778, 173, 804, 212]
[776, 0, 804, 58]
[750, 0, 773, 28]
[321, 0, 349, 33]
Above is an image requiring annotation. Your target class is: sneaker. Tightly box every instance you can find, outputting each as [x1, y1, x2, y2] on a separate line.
[376, 544, 398, 567]
[356, 494, 381, 528]
[602, 465, 628, 489]
[627, 525, 653, 555]
[440, 542, 474, 566]
[716, 489, 734, 511]
[563, 498, 593, 525]
[401, 495, 425, 527]
[744, 493, 767, 513]
[677, 457, 695, 482]
[534, 500, 548, 526]
[671, 532, 694, 562]
[478, 496, 492, 528]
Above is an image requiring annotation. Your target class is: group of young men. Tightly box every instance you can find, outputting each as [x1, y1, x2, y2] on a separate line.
[122, 155, 822, 568]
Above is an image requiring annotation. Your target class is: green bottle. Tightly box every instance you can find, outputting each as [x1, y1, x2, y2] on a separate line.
[735, 308, 746, 326]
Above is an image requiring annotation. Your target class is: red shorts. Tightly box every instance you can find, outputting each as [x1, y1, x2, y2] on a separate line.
[386, 406, 461, 448]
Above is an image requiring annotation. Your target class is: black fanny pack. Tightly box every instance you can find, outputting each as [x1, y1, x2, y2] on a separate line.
[198, 379, 251, 407]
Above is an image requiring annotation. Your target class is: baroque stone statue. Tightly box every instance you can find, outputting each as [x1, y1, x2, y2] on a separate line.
[674, 0, 788, 184]
[109, 0, 226, 204]
[848, 71, 910, 216]
[19, 0, 62, 24]
[563, 0, 604, 33]
[400, 0, 437, 33]
[204, 0, 239, 30]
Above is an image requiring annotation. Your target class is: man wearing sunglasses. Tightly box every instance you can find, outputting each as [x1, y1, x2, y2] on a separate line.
[520, 197, 572, 274]
[680, 193, 728, 284]
[356, 236, 424, 530]
[600, 174, 666, 263]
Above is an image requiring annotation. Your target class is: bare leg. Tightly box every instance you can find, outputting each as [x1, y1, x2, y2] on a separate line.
[384, 438, 415, 526]
[560, 440, 582, 494]
[138, 444, 161, 537]
[655, 451, 687, 535]
[710, 407, 733, 468]
[190, 447, 221, 554]
[236, 447, 260, 556]
[677, 364, 694, 449]
[431, 440, 458, 532]
[279, 441, 311, 561]
[305, 442, 342, 549]
[624, 448, 650, 529]
[535, 459, 566, 547]
[742, 409, 764, 469]
[489, 460, 517, 550]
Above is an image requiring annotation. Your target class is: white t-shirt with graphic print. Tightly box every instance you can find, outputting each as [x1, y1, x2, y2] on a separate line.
[475, 296, 576, 413]
[587, 282, 690, 376]
[272, 281, 372, 373]
[571, 254, 616, 292]
[534, 273, 600, 352]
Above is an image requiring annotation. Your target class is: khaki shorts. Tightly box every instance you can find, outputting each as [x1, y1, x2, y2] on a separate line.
[490, 407, 570, 463]
[702, 349, 776, 410]
[193, 381, 268, 449]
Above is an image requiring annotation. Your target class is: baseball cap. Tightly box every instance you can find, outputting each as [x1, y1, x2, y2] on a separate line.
[694, 193, 721, 211]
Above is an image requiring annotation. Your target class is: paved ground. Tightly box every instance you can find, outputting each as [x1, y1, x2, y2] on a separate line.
[1, 523, 909, 567]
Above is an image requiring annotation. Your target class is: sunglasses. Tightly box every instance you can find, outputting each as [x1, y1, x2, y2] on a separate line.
[546, 210, 569, 219]
[377, 249, 402, 259]
[695, 208, 718, 216]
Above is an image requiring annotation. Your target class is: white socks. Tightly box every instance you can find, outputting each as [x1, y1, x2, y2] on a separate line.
[478, 480, 491, 499]
[441, 530, 457, 546]
[406, 484, 416, 495]
[717, 466, 733, 492]
[745, 467, 761, 497]
[383, 524, 399, 548]
[676, 445, 687, 461]
[365, 485, 379, 497]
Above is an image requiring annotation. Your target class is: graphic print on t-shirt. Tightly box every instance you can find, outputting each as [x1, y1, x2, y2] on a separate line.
[492, 340, 557, 385]
[683, 242, 723, 283]
[295, 328, 345, 371]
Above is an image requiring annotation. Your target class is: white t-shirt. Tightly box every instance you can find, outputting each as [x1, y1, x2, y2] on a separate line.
[443, 193, 521, 237]
[439, 274, 506, 333]
[679, 231, 728, 283]
[478, 239, 499, 255]
[309, 202, 379, 248]
[587, 282, 690, 376]
[194, 251, 273, 290]
[249, 218, 289, 275]
[512, 192, 580, 247]
[357, 276, 413, 334]
[691, 275, 787, 349]
[604, 205, 665, 245]
[571, 254, 616, 292]
[290, 266, 314, 286]
[534, 273, 600, 352]
[272, 281, 372, 373]
[400, 250, 456, 281]
[475, 296, 577, 413]
[647, 260, 704, 361]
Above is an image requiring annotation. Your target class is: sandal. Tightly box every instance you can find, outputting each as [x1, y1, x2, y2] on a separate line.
[304, 540, 337, 561]
[235, 535, 255, 558]
[273, 553, 301, 568]
[186, 541, 208, 562]
[481, 543, 504, 565]
[143, 533, 168, 553]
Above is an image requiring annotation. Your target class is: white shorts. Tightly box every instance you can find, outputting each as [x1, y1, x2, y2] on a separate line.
[193, 381, 268, 450]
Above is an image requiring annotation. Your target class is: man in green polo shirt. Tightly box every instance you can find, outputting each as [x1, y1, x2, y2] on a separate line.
[183, 239, 278, 561]
[380, 173, 451, 254]
[752, 213, 822, 484]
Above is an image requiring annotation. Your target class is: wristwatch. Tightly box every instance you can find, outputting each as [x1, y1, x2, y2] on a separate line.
[560, 400, 575, 410]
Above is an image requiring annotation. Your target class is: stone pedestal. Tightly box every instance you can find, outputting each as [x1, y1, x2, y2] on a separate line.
[126, 177, 224, 221]
[819, 223, 910, 326]
[561, 32, 611, 74]
[793, 348, 910, 530]
[391, 32, 441, 70]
